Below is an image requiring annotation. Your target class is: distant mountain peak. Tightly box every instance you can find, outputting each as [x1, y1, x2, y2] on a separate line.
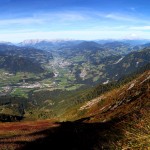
[0, 41, 13, 45]
[21, 39, 74, 44]
[74, 41, 102, 50]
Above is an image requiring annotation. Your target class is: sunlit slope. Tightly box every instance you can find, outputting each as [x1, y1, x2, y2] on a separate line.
[60, 70, 150, 149]
[62, 70, 150, 122]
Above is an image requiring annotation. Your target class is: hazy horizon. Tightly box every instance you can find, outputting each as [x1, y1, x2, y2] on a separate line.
[1, 38, 150, 44]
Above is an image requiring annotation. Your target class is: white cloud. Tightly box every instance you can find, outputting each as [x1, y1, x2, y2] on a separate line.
[0, 11, 88, 26]
[129, 26, 150, 30]
[129, 7, 136, 11]
[38, 12, 87, 21]
[104, 13, 136, 22]
[123, 33, 140, 39]
[0, 18, 44, 25]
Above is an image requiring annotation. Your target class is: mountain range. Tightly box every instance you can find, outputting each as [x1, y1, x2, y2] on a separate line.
[0, 39, 150, 149]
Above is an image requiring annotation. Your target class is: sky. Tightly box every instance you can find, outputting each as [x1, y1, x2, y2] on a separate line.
[1, 0, 150, 42]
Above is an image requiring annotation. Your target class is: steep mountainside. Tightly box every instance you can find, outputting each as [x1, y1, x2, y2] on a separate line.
[0, 44, 53, 63]
[62, 47, 150, 85]
[64, 70, 150, 122]
[0, 44, 53, 73]
[102, 41, 133, 54]
[0, 55, 44, 73]
[0, 70, 149, 150]
[105, 48, 150, 80]
[73, 41, 102, 50]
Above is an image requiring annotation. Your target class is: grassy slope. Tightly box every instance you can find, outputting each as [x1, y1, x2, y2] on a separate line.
[59, 70, 150, 149]
[0, 70, 149, 150]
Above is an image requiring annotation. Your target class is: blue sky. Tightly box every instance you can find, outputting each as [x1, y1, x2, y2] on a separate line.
[1, 0, 150, 42]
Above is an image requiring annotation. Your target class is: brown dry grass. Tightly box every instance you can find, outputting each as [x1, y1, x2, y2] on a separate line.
[0, 120, 59, 150]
